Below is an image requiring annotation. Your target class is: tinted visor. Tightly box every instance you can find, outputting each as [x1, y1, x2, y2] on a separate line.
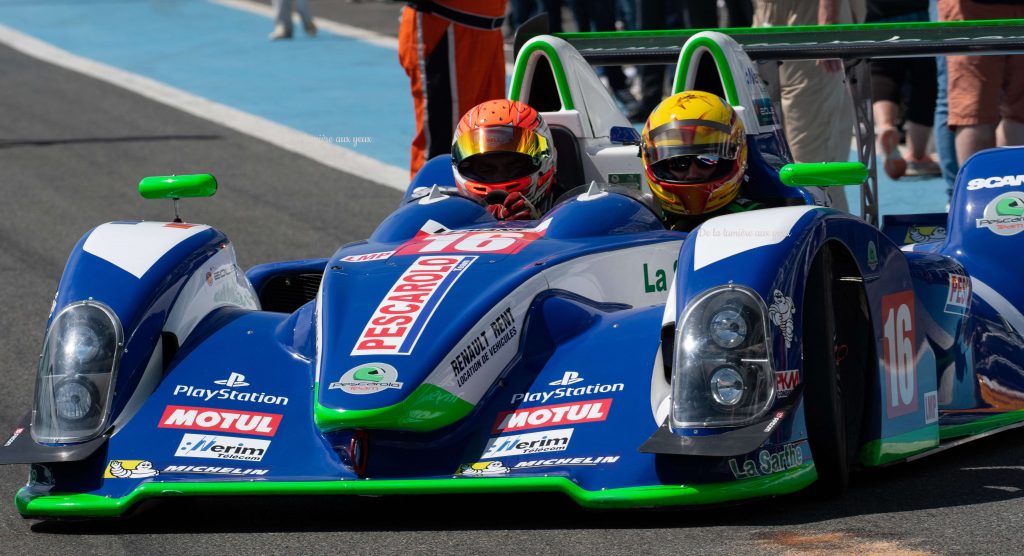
[457, 151, 540, 183]
[453, 126, 548, 179]
[643, 119, 738, 168]
[650, 154, 724, 184]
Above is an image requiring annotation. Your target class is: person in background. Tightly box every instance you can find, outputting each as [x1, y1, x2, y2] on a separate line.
[451, 99, 560, 220]
[930, 0, 958, 203]
[752, 0, 865, 212]
[399, 0, 508, 177]
[269, 0, 317, 40]
[508, 0, 563, 33]
[616, 0, 637, 31]
[628, 0, 719, 123]
[724, 0, 754, 26]
[939, 0, 1024, 167]
[569, 0, 638, 111]
[867, 0, 939, 180]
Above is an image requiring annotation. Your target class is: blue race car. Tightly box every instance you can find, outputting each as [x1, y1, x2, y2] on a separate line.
[4, 26, 1024, 518]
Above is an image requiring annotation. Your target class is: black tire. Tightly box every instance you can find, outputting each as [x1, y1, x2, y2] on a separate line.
[802, 247, 856, 497]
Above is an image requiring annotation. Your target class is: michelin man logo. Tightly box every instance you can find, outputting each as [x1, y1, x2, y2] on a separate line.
[456, 461, 509, 476]
[769, 289, 795, 349]
[907, 225, 947, 244]
[106, 460, 160, 479]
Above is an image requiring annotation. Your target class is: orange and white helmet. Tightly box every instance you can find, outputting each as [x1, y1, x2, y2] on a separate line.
[641, 91, 748, 216]
[452, 100, 557, 212]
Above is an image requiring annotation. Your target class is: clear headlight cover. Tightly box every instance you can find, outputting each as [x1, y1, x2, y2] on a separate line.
[671, 286, 775, 428]
[32, 301, 122, 443]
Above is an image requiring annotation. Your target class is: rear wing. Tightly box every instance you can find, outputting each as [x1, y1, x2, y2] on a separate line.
[520, 19, 1024, 64]
[512, 19, 1024, 225]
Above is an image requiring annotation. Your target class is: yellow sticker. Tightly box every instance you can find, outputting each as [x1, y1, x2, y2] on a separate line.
[104, 459, 160, 479]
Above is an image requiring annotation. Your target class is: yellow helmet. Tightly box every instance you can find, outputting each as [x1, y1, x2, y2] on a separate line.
[641, 91, 748, 216]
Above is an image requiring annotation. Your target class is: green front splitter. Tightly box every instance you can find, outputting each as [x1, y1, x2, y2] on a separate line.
[16, 463, 816, 518]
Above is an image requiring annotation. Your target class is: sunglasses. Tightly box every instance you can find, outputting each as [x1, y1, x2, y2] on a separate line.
[666, 155, 721, 172]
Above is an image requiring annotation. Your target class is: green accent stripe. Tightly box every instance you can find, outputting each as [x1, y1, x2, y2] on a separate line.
[554, 19, 1024, 41]
[672, 36, 738, 105]
[939, 409, 1024, 441]
[509, 39, 575, 110]
[15, 463, 817, 517]
[859, 425, 939, 467]
[313, 382, 474, 433]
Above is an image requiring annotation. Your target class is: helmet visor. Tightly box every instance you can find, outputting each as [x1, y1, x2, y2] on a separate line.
[452, 126, 549, 166]
[457, 151, 540, 183]
[643, 119, 739, 167]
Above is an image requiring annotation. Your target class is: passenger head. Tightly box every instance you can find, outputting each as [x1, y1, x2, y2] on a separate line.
[641, 91, 748, 216]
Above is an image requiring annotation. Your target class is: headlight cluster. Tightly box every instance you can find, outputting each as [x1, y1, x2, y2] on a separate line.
[671, 286, 775, 429]
[32, 301, 122, 443]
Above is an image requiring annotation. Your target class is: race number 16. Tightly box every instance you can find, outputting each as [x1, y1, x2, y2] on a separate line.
[882, 291, 917, 418]
[395, 231, 541, 256]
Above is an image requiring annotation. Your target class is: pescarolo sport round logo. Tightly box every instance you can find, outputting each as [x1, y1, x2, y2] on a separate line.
[976, 192, 1024, 236]
[329, 363, 403, 395]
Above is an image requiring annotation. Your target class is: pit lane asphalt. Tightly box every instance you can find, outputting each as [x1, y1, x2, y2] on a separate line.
[2, 36, 1024, 556]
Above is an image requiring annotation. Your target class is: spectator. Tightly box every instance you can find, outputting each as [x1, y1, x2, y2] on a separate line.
[725, 0, 754, 27]
[569, 0, 638, 111]
[616, 0, 637, 31]
[628, 0, 719, 123]
[939, 0, 1024, 166]
[868, 0, 939, 180]
[398, 1, 508, 177]
[508, 0, 563, 33]
[930, 0, 958, 202]
[269, 0, 317, 40]
[752, 0, 865, 212]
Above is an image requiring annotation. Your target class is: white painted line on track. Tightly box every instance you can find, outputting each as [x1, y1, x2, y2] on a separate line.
[211, 0, 400, 50]
[0, 23, 408, 191]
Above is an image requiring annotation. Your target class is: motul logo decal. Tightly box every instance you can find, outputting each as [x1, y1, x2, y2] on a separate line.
[159, 405, 282, 437]
[492, 399, 612, 433]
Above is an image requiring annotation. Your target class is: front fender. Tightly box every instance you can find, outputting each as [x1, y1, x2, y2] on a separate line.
[654, 206, 920, 458]
[21, 221, 257, 460]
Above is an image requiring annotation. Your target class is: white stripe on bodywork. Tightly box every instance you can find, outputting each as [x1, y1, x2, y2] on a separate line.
[651, 274, 677, 424]
[83, 222, 210, 278]
[423, 241, 683, 405]
[971, 277, 1024, 335]
[692, 206, 819, 271]
[315, 273, 325, 384]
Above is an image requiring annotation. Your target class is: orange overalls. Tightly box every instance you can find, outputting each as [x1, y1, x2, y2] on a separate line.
[398, 0, 508, 177]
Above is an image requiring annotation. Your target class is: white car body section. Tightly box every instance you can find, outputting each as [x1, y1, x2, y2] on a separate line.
[83, 221, 210, 279]
[692, 206, 819, 271]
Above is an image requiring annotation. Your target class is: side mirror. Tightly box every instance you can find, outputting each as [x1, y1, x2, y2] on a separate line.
[609, 126, 642, 146]
[138, 174, 217, 223]
[138, 174, 218, 199]
[778, 162, 867, 187]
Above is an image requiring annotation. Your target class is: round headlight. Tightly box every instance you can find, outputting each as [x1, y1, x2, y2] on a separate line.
[54, 378, 99, 423]
[709, 308, 747, 349]
[710, 366, 744, 406]
[61, 324, 102, 366]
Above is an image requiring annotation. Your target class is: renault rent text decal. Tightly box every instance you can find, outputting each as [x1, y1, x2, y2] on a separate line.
[351, 256, 475, 355]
